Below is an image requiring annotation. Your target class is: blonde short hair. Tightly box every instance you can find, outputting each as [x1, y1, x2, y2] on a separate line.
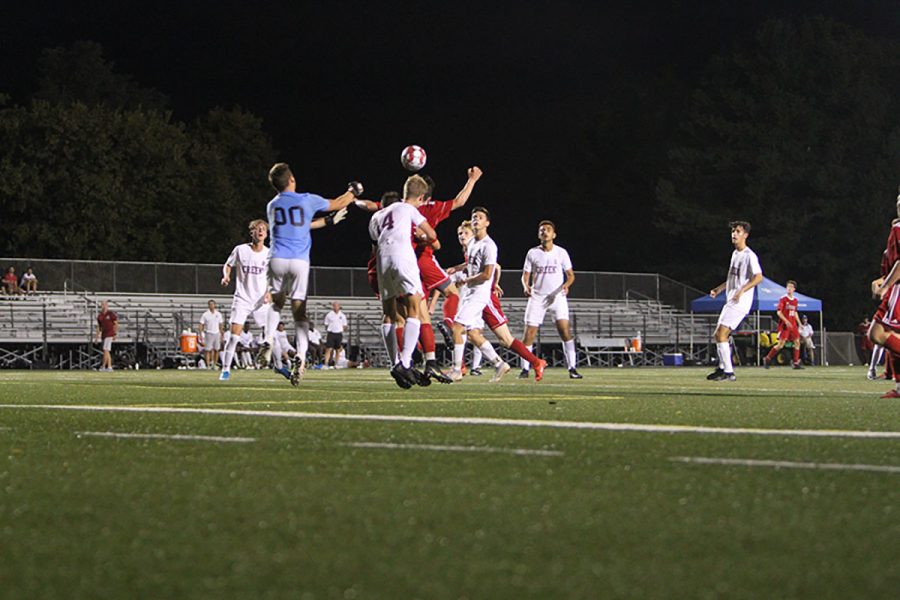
[458, 220, 473, 232]
[403, 175, 428, 200]
[249, 219, 267, 231]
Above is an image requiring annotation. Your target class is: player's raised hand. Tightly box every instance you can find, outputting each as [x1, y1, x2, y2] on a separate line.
[332, 207, 348, 224]
[468, 166, 483, 181]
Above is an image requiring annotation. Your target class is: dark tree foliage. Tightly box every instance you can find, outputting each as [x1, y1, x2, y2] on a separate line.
[0, 43, 277, 264]
[657, 17, 900, 328]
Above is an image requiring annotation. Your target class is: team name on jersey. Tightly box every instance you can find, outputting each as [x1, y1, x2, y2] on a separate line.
[534, 265, 559, 274]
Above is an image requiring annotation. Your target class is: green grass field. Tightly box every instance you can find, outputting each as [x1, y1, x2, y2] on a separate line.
[1, 366, 899, 599]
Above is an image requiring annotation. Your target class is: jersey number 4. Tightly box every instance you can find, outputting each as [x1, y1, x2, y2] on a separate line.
[273, 206, 305, 226]
[378, 211, 395, 233]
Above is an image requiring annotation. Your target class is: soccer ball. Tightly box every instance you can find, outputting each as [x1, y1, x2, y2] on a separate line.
[400, 145, 427, 171]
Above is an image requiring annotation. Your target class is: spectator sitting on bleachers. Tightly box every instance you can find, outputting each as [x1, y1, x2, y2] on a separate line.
[20, 267, 38, 294]
[3, 267, 23, 295]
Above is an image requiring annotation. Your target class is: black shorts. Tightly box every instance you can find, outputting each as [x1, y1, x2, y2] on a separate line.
[325, 332, 343, 349]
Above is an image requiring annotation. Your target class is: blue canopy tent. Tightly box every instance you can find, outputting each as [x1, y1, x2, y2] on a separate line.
[690, 277, 824, 365]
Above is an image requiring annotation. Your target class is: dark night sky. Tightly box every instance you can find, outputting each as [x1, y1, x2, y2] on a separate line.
[3, 0, 900, 273]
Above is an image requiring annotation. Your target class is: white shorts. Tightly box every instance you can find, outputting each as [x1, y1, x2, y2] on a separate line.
[230, 298, 269, 328]
[717, 302, 751, 330]
[377, 253, 423, 301]
[204, 332, 221, 350]
[454, 288, 490, 329]
[102, 337, 113, 351]
[524, 293, 570, 327]
[269, 257, 311, 301]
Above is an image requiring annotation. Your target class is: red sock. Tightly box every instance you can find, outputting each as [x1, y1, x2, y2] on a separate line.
[396, 327, 404, 351]
[766, 347, 778, 362]
[510, 339, 541, 367]
[792, 347, 800, 365]
[886, 353, 895, 378]
[442, 292, 459, 328]
[420, 323, 436, 353]
[883, 334, 900, 357]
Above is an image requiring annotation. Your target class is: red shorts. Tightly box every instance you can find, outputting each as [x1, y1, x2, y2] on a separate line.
[482, 292, 508, 330]
[777, 325, 800, 342]
[418, 251, 450, 293]
[874, 284, 900, 331]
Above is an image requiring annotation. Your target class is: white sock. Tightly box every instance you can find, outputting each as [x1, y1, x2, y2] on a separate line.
[472, 346, 483, 369]
[273, 346, 283, 369]
[425, 351, 435, 361]
[264, 304, 280, 346]
[453, 343, 465, 370]
[479, 341, 501, 365]
[521, 345, 533, 371]
[717, 341, 733, 373]
[222, 335, 240, 372]
[870, 345, 883, 372]
[382, 323, 398, 365]
[295, 322, 309, 367]
[564, 339, 577, 370]
[401, 318, 420, 369]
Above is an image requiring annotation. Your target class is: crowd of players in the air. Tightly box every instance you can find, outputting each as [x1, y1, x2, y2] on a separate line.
[216, 162, 582, 388]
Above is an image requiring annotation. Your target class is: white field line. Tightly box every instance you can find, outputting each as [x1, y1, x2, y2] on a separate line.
[75, 431, 256, 444]
[3, 404, 900, 440]
[343, 442, 562, 457]
[671, 456, 900, 474]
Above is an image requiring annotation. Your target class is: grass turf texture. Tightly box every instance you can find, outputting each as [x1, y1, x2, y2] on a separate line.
[1, 367, 898, 599]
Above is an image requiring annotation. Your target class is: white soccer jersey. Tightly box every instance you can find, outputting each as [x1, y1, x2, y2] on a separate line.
[369, 202, 425, 256]
[726, 247, 762, 311]
[225, 244, 269, 306]
[199, 309, 223, 333]
[523, 245, 572, 296]
[464, 235, 498, 300]
[324, 310, 347, 333]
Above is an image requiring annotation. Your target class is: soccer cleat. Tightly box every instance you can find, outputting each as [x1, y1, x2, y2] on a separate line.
[880, 389, 900, 398]
[490, 361, 511, 383]
[448, 369, 464, 382]
[469, 367, 483, 376]
[517, 369, 530, 380]
[533, 359, 547, 382]
[218, 370, 231, 381]
[290, 362, 305, 387]
[390, 364, 413, 389]
[763, 357, 771, 369]
[275, 365, 291, 380]
[721, 372, 737, 382]
[424, 363, 453, 384]
[568, 368, 583, 380]
[255, 343, 273, 368]
[792, 363, 804, 370]
[409, 367, 432, 387]
[866, 370, 878, 381]
[435, 321, 454, 347]
[706, 367, 725, 380]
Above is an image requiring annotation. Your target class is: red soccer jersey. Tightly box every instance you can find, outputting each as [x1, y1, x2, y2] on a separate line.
[414, 199, 454, 256]
[97, 310, 118, 338]
[777, 295, 799, 328]
[884, 223, 900, 277]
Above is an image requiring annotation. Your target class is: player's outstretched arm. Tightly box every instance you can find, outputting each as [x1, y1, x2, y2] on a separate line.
[327, 182, 364, 212]
[311, 207, 348, 230]
[709, 282, 726, 298]
[354, 199, 380, 212]
[415, 221, 437, 246]
[451, 167, 483, 210]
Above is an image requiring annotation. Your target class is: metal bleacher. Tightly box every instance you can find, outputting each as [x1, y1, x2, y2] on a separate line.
[0, 258, 718, 369]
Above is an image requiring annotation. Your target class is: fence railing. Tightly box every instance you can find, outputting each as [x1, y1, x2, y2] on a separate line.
[0, 257, 705, 310]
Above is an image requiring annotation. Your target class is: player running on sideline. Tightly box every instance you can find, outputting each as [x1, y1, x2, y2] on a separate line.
[448, 220, 547, 381]
[369, 175, 437, 388]
[258, 162, 361, 385]
[706, 221, 763, 382]
[763, 280, 803, 369]
[519, 220, 582, 379]
[448, 207, 511, 382]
